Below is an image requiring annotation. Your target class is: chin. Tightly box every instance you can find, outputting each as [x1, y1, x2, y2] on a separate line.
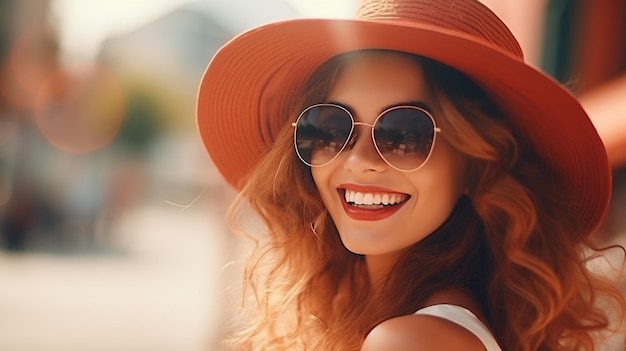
[335, 223, 435, 258]
[337, 233, 373, 255]
[338, 234, 402, 256]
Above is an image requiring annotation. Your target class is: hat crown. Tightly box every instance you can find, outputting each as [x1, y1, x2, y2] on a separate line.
[356, 0, 524, 59]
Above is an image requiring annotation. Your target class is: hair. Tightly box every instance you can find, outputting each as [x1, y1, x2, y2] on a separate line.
[224, 49, 626, 351]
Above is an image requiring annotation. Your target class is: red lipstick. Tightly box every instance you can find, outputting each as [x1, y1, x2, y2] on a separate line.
[338, 184, 409, 221]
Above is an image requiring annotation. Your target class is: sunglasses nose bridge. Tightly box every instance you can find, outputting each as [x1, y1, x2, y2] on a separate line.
[351, 121, 376, 143]
[341, 121, 389, 172]
[352, 121, 375, 128]
[346, 121, 376, 149]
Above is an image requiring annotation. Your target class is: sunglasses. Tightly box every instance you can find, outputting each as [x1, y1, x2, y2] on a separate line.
[292, 103, 441, 172]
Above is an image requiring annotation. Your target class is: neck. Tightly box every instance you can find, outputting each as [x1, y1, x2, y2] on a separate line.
[365, 251, 404, 289]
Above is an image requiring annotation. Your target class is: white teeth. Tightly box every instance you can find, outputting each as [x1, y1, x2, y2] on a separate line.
[373, 194, 381, 204]
[343, 190, 407, 205]
[355, 192, 364, 204]
[363, 193, 374, 204]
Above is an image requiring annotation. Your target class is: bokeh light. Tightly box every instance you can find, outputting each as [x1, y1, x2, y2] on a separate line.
[34, 64, 125, 154]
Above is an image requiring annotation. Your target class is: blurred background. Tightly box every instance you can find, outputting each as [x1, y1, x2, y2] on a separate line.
[0, 0, 624, 350]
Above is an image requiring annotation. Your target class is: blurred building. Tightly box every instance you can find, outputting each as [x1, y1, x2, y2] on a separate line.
[96, 0, 301, 200]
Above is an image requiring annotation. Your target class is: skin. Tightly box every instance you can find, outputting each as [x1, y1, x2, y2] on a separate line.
[310, 52, 486, 350]
[311, 52, 467, 282]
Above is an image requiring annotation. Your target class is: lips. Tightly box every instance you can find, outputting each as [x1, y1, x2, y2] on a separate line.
[338, 184, 410, 221]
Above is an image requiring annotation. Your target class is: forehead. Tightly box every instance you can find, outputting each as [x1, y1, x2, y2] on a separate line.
[327, 51, 431, 114]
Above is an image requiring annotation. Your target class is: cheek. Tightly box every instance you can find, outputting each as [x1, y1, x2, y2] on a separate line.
[420, 170, 465, 213]
[311, 168, 322, 190]
[412, 145, 468, 222]
[430, 140, 468, 195]
[311, 168, 332, 202]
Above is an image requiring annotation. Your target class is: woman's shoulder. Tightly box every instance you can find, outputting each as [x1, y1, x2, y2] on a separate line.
[361, 290, 494, 351]
[361, 309, 488, 351]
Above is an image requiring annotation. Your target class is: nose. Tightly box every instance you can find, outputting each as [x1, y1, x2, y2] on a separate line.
[342, 125, 388, 173]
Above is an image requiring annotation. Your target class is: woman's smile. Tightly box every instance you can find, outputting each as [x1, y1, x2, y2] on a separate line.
[338, 184, 411, 221]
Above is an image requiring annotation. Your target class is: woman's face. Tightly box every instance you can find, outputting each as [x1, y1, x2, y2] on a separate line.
[311, 52, 467, 261]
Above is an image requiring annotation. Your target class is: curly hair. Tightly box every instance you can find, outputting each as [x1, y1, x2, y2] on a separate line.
[224, 50, 625, 351]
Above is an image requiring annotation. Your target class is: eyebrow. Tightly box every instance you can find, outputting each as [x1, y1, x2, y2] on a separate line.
[326, 100, 433, 116]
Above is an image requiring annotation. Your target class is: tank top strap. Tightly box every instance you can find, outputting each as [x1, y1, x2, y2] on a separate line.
[414, 304, 502, 351]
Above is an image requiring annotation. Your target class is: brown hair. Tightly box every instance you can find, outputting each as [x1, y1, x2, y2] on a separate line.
[225, 50, 625, 351]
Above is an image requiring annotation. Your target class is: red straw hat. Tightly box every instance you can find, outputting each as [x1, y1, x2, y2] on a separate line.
[197, 0, 610, 234]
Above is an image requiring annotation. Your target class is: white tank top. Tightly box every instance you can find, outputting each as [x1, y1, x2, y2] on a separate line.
[415, 304, 503, 351]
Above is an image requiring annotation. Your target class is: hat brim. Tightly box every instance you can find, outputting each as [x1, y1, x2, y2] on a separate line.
[197, 18, 610, 234]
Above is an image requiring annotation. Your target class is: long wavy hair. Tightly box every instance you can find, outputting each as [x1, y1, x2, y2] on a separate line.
[224, 50, 625, 351]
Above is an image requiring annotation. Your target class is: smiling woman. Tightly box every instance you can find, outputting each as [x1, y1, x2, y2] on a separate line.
[196, 0, 626, 350]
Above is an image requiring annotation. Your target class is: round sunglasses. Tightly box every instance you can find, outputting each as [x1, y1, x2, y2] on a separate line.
[291, 103, 442, 172]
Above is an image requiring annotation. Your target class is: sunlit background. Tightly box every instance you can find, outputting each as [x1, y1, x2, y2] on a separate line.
[0, 1, 624, 350]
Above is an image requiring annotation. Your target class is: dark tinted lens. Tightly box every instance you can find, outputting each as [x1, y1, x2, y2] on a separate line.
[294, 105, 353, 166]
[373, 108, 435, 170]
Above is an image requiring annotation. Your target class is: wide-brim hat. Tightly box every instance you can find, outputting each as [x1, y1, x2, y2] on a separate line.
[197, 0, 610, 235]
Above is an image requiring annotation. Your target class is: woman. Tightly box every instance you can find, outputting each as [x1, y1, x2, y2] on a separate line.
[196, 0, 625, 350]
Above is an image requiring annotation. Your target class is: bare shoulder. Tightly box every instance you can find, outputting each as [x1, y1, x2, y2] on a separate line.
[360, 313, 486, 351]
